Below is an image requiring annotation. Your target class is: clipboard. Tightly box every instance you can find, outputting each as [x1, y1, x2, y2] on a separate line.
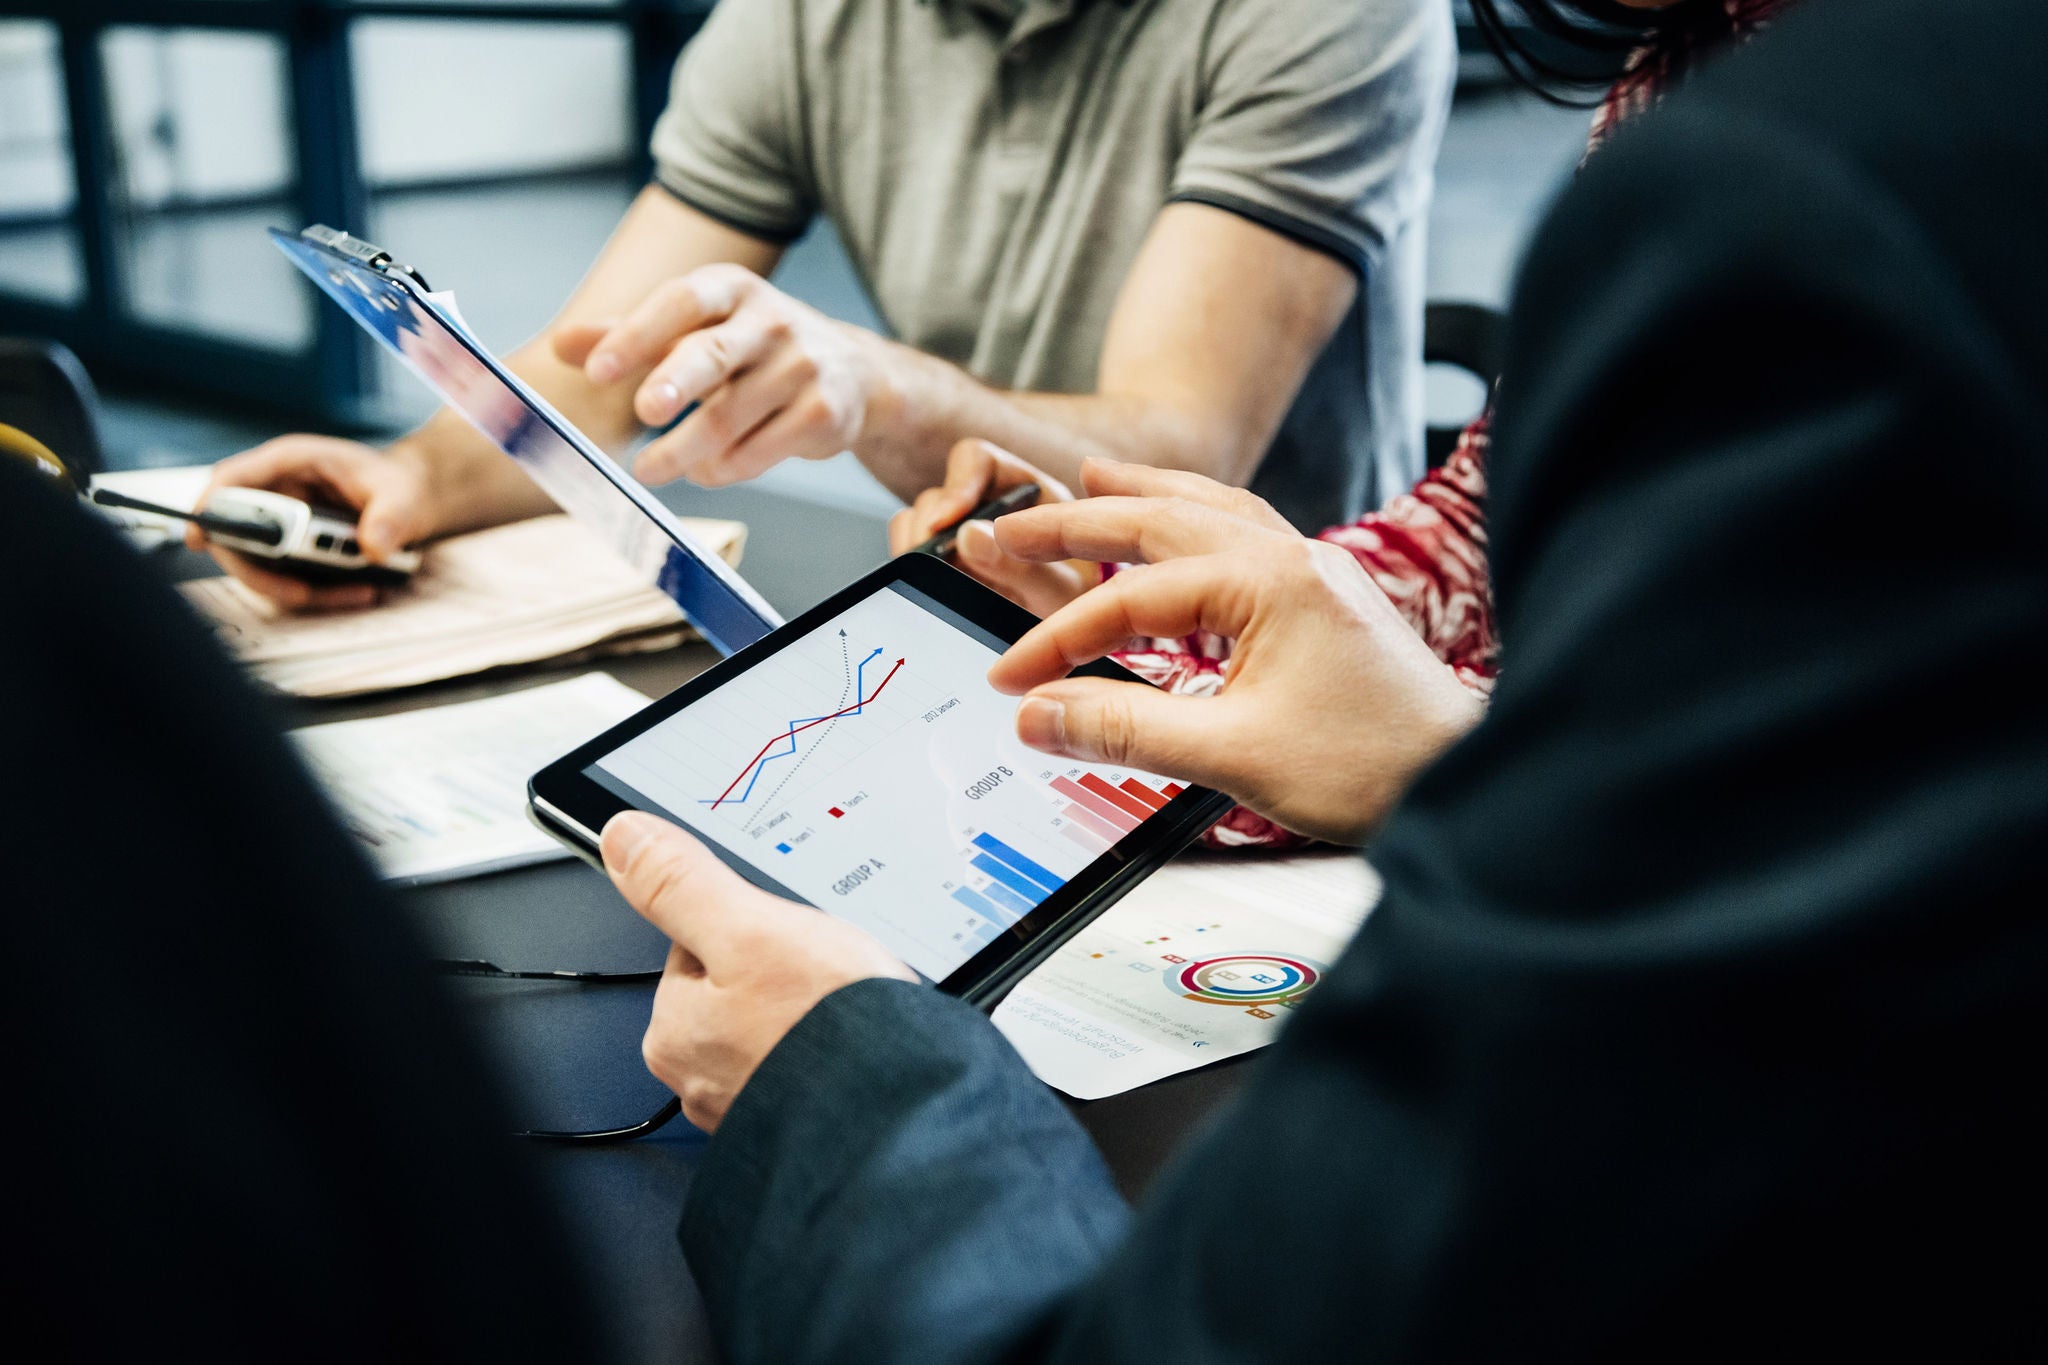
[271, 224, 783, 657]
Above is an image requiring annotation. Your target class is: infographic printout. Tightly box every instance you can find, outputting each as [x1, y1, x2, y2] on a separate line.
[590, 583, 1186, 981]
[993, 852, 1381, 1098]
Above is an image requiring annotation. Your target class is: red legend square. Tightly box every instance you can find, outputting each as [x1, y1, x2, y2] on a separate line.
[829, 807, 845, 818]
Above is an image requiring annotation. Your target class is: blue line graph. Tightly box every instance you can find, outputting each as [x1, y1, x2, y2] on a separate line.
[701, 646, 888, 807]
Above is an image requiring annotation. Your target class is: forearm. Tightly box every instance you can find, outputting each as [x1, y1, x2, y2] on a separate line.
[854, 205, 1355, 503]
[858, 341, 1243, 504]
[387, 334, 646, 538]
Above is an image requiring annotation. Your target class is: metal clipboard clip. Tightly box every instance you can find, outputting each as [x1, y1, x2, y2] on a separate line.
[299, 224, 433, 292]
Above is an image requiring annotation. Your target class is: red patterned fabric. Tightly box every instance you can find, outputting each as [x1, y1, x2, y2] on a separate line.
[1122, 0, 1794, 849]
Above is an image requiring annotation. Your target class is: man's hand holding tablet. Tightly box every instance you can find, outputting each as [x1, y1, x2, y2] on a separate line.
[601, 811, 916, 1133]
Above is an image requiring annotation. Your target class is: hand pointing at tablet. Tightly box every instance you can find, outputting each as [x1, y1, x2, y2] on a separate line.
[986, 493, 1484, 846]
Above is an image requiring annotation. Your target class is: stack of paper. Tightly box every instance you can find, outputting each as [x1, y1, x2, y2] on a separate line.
[182, 512, 745, 697]
[290, 673, 651, 883]
[995, 851, 1381, 1099]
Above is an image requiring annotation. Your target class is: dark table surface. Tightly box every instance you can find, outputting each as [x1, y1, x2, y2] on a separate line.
[168, 481, 1251, 1364]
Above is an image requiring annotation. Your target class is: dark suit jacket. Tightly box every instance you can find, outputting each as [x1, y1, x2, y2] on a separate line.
[678, 1, 2048, 1359]
[1, 466, 604, 1354]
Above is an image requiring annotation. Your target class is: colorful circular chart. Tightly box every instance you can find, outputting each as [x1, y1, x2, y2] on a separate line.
[1169, 954, 1323, 1008]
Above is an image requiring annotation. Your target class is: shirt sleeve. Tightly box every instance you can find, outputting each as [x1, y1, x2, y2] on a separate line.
[648, 0, 816, 243]
[1168, 0, 1454, 273]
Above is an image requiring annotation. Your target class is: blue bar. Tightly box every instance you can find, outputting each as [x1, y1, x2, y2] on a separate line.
[971, 832, 1065, 895]
[972, 853, 1049, 906]
[951, 885, 1006, 924]
[976, 874, 1037, 918]
[974, 922, 1003, 944]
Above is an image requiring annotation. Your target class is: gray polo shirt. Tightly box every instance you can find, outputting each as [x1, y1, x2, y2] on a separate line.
[651, 0, 1453, 529]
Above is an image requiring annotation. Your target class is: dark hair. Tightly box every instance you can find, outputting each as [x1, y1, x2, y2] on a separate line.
[1469, 0, 1718, 107]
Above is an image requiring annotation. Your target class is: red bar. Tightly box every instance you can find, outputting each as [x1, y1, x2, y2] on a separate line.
[1162, 782, 1184, 798]
[1079, 772, 1154, 821]
[1062, 800, 1128, 845]
[1051, 776, 1139, 832]
[1119, 777, 1169, 811]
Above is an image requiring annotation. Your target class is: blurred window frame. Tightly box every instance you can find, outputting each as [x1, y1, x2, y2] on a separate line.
[0, 1, 709, 425]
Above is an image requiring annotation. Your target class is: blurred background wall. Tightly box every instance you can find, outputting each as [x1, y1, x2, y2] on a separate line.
[0, 2, 1586, 519]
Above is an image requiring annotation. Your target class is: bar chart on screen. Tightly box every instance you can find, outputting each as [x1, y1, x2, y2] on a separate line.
[1046, 770, 1184, 853]
[593, 581, 1194, 980]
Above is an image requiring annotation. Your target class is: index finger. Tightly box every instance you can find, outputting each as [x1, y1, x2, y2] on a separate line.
[200, 437, 336, 504]
[550, 319, 616, 370]
[893, 440, 1059, 554]
[199, 436, 376, 514]
[584, 266, 757, 384]
[1078, 458, 1294, 534]
[993, 495, 1289, 568]
[927, 439, 1005, 522]
[987, 553, 1258, 694]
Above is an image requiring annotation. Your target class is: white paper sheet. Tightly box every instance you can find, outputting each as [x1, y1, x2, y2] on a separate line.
[288, 672, 650, 884]
[994, 851, 1380, 1099]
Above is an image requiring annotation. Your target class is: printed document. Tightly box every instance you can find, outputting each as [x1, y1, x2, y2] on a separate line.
[996, 851, 1380, 1099]
[289, 672, 649, 884]
[185, 513, 743, 697]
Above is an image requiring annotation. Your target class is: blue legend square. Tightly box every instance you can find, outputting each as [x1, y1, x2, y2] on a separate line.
[775, 842, 792, 854]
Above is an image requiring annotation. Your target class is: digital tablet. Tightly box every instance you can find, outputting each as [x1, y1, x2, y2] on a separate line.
[270, 224, 780, 656]
[530, 553, 1232, 1008]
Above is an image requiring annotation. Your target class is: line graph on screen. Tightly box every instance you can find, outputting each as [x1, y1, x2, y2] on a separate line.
[702, 638, 905, 809]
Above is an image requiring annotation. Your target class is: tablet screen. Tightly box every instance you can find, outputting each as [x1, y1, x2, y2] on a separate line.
[584, 579, 1191, 981]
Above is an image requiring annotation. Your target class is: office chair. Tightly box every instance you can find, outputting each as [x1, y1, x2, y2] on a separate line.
[0, 337, 105, 486]
[1424, 301, 1507, 470]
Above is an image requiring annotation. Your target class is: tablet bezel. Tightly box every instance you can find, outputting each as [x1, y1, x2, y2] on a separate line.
[529, 552, 1232, 1010]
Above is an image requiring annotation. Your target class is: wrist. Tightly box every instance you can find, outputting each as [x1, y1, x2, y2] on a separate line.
[1323, 669, 1485, 847]
[852, 330, 936, 460]
[382, 437, 455, 537]
[1379, 671, 1485, 825]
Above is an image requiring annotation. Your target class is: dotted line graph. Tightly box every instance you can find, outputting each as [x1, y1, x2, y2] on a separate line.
[748, 631, 855, 818]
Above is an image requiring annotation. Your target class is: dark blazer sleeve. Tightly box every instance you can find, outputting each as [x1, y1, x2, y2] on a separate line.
[680, 2, 2048, 1360]
[2, 467, 606, 1356]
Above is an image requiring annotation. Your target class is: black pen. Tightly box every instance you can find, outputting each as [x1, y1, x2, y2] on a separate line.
[911, 482, 1041, 559]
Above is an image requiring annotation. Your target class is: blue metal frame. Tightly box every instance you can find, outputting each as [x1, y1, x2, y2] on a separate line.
[0, 0, 708, 424]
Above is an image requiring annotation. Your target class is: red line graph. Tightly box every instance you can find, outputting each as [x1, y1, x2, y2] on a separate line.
[708, 659, 906, 809]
